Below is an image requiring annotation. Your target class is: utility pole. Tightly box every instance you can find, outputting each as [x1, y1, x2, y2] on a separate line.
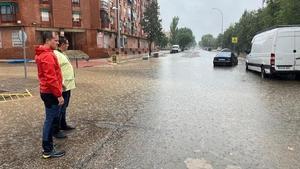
[112, 0, 121, 63]
[116, 0, 121, 50]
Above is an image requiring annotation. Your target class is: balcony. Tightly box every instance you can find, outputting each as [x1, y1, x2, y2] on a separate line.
[100, 0, 108, 11]
[100, 10, 109, 29]
[0, 2, 18, 25]
[0, 14, 16, 24]
[40, 0, 50, 4]
[101, 23, 109, 29]
[72, 20, 81, 27]
[72, 0, 80, 7]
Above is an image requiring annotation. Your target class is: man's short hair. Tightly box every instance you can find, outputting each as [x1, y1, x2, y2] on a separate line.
[42, 31, 57, 44]
[58, 36, 68, 47]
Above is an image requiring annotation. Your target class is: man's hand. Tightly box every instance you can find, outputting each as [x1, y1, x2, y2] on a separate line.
[58, 96, 64, 106]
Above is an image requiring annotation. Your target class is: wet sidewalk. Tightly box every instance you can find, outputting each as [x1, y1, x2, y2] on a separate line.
[0, 57, 157, 168]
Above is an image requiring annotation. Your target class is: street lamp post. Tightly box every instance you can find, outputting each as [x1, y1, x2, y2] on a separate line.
[212, 8, 223, 34]
[212, 8, 223, 48]
[116, 0, 121, 50]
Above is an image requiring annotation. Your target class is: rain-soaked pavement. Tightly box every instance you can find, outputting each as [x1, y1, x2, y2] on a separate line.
[0, 49, 300, 169]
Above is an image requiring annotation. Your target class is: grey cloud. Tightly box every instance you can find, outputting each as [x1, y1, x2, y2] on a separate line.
[158, 0, 262, 41]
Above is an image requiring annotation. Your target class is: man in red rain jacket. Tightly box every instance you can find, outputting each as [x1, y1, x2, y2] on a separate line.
[35, 31, 65, 159]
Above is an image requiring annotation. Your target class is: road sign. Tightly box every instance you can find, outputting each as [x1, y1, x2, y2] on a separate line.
[232, 37, 238, 44]
[18, 30, 27, 43]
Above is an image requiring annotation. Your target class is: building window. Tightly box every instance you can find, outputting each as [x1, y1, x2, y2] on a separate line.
[72, 12, 81, 26]
[12, 31, 22, 47]
[100, 10, 109, 29]
[100, 0, 109, 29]
[41, 9, 50, 22]
[0, 3, 17, 23]
[40, 0, 49, 4]
[72, 0, 80, 6]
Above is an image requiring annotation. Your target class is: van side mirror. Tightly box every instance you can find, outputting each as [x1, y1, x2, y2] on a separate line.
[245, 49, 250, 54]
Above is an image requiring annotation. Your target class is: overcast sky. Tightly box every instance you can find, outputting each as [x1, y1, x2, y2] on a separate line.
[157, 0, 263, 42]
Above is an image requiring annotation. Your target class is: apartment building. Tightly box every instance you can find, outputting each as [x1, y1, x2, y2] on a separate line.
[0, 0, 151, 59]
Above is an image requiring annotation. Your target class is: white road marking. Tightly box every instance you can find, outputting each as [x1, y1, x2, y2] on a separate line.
[184, 158, 242, 169]
[184, 158, 213, 169]
[225, 165, 242, 169]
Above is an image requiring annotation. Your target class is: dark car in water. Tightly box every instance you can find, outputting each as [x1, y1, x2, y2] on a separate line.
[213, 49, 238, 66]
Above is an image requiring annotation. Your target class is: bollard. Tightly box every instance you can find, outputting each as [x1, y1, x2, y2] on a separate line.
[76, 58, 78, 68]
[112, 54, 117, 63]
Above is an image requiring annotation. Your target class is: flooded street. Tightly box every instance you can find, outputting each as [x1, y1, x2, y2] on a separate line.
[84, 49, 300, 169]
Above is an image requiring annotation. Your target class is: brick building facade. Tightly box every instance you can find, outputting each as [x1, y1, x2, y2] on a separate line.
[0, 0, 152, 59]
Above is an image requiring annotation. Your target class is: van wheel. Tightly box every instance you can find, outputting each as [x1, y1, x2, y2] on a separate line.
[261, 67, 267, 79]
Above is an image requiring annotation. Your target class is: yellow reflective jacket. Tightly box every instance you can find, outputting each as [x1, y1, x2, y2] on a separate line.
[54, 50, 76, 91]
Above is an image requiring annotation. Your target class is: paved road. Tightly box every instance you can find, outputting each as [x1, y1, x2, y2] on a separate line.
[84, 49, 300, 169]
[0, 49, 299, 169]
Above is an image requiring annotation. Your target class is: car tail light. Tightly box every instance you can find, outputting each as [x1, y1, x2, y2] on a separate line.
[270, 53, 275, 66]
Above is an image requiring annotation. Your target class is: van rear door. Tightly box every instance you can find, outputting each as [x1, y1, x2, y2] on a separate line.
[294, 31, 300, 70]
[275, 30, 295, 71]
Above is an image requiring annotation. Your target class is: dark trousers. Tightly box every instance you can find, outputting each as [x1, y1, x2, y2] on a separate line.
[40, 93, 60, 153]
[53, 90, 71, 133]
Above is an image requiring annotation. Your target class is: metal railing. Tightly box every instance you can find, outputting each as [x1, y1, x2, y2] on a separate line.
[40, 0, 50, 4]
[72, 20, 81, 27]
[0, 14, 16, 24]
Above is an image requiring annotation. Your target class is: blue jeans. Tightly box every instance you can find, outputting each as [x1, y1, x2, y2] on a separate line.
[60, 90, 71, 128]
[41, 93, 60, 152]
[53, 90, 71, 133]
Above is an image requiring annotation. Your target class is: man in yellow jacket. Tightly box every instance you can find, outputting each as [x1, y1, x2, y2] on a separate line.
[53, 36, 76, 138]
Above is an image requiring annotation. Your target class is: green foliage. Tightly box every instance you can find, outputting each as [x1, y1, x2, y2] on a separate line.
[170, 16, 180, 45]
[277, 0, 300, 25]
[206, 0, 300, 53]
[141, 0, 163, 54]
[177, 28, 195, 49]
[157, 33, 169, 48]
[200, 34, 216, 48]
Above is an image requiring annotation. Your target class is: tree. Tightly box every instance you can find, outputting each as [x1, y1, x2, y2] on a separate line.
[215, 34, 223, 48]
[277, 0, 300, 25]
[201, 34, 216, 48]
[177, 28, 195, 50]
[141, 0, 163, 55]
[235, 10, 260, 52]
[157, 33, 169, 48]
[220, 0, 300, 54]
[170, 16, 180, 45]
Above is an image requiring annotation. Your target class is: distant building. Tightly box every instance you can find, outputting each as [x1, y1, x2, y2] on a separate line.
[0, 0, 153, 59]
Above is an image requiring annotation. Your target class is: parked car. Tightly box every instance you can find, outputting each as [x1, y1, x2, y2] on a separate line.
[246, 26, 300, 78]
[170, 45, 180, 53]
[213, 49, 238, 66]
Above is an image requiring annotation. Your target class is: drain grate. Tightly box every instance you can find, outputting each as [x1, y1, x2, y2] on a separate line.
[0, 89, 32, 102]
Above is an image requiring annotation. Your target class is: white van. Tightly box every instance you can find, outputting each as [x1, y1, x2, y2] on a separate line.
[170, 45, 180, 53]
[246, 26, 300, 78]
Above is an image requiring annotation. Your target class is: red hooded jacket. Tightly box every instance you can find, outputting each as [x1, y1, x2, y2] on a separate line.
[35, 45, 63, 97]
